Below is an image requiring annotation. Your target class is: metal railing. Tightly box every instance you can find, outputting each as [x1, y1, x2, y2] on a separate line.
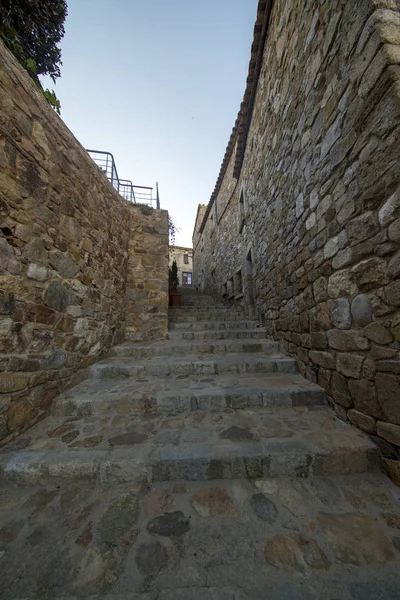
[86, 150, 160, 208]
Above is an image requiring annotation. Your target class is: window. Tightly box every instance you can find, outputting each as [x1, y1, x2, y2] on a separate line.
[222, 282, 227, 297]
[182, 272, 192, 287]
[210, 213, 215, 238]
[234, 269, 243, 297]
[238, 190, 245, 233]
[228, 277, 234, 298]
[183, 252, 189, 264]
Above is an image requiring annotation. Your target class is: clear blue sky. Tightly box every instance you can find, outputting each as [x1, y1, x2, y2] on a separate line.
[42, 0, 258, 247]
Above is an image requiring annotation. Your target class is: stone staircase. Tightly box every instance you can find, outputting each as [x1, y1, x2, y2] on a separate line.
[2, 291, 400, 600]
[0, 290, 379, 485]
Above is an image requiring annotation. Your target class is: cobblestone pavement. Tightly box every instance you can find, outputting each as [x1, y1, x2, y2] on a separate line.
[1, 292, 399, 598]
[0, 474, 400, 599]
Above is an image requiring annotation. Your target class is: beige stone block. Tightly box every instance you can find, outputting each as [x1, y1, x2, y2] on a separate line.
[359, 44, 400, 99]
[377, 421, 400, 446]
[388, 217, 400, 243]
[60, 215, 81, 243]
[309, 350, 335, 369]
[331, 371, 352, 408]
[315, 301, 333, 330]
[14, 223, 32, 242]
[327, 329, 369, 351]
[317, 512, 395, 566]
[364, 321, 393, 344]
[0, 373, 30, 393]
[7, 399, 37, 431]
[0, 317, 13, 339]
[348, 409, 377, 434]
[390, 312, 400, 341]
[383, 458, 400, 486]
[328, 270, 358, 299]
[336, 353, 364, 378]
[362, 357, 376, 380]
[349, 379, 381, 418]
[377, 10, 400, 45]
[375, 373, 400, 425]
[351, 258, 389, 291]
[379, 185, 400, 226]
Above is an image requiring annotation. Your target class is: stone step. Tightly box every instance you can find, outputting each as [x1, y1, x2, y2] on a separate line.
[180, 300, 227, 307]
[181, 302, 227, 309]
[169, 307, 244, 316]
[169, 314, 255, 323]
[169, 308, 230, 314]
[91, 353, 298, 379]
[168, 328, 266, 341]
[109, 339, 278, 359]
[0, 406, 379, 486]
[51, 372, 327, 417]
[169, 320, 259, 331]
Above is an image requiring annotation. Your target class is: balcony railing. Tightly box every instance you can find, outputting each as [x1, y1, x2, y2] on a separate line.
[86, 150, 160, 208]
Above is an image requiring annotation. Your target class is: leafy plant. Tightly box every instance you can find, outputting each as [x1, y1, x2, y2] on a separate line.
[169, 260, 179, 291]
[43, 88, 61, 114]
[168, 214, 181, 269]
[0, 0, 67, 112]
[135, 203, 154, 216]
[168, 215, 177, 247]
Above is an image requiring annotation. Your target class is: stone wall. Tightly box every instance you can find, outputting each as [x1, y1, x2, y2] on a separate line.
[0, 41, 168, 443]
[193, 0, 400, 457]
[125, 210, 169, 342]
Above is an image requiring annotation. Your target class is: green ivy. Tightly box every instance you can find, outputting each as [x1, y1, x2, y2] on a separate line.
[43, 88, 61, 114]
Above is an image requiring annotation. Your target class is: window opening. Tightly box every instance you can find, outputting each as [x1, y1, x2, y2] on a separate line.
[234, 269, 243, 297]
[228, 277, 234, 298]
[238, 190, 245, 233]
[182, 272, 192, 287]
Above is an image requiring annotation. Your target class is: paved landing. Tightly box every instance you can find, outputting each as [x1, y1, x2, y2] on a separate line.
[1, 474, 400, 599]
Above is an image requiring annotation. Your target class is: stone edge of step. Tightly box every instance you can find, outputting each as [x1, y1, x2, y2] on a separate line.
[109, 340, 280, 358]
[0, 440, 379, 485]
[90, 356, 299, 379]
[50, 384, 327, 417]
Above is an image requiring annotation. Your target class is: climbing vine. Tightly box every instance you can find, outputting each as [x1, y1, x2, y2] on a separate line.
[168, 215, 177, 248]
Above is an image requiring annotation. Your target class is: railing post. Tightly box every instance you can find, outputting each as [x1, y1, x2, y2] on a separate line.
[87, 150, 156, 207]
[156, 182, 160, 209]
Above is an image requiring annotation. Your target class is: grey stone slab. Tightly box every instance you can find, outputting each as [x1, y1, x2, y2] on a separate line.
[158, 589, 241, 600]
[152, 444, 214, 462]
[348, 580, 400, 600]
[267, 441, 314, 477]
[111, 339, 278, 360]
[1, 450, 100, 484]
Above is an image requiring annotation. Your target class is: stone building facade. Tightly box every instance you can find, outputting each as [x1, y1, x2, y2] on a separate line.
[193, 0, 400, 457]
[169, 245, 193, 287]
[0, 41, 168, 443]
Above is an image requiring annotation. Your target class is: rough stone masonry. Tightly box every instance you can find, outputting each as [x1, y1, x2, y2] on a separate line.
[0, 40, 169, 445]
[193, 0, 400, 458]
